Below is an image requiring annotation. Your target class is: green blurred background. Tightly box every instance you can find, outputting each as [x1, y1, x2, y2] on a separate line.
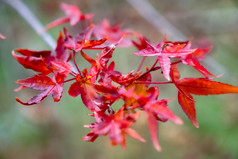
[1, 0, 238, 158]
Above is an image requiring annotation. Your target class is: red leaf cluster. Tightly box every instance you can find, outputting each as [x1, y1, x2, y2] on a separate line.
[13, 2, 238, 151]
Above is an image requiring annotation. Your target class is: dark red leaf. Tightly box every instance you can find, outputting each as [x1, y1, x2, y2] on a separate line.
[12, 51, 51, 74]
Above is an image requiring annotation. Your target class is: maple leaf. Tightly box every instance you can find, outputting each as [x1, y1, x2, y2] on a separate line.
[93, 19, 133, 47]
[145, 100, 183, 151]
[83, 109, 145, 148]
[15, 74, 64, 105]
[134, 38, 196, 80]
[63, 27, 107, 52]
[13, 32, 71, 76]
[44, 3, 93, 31]
[68, 69, 108, 112]
[170, 64, 238, 127]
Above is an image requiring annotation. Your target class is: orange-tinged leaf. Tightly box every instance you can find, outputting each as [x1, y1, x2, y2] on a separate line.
[178, 78, 238, 95]
[178, 92, 199, 128]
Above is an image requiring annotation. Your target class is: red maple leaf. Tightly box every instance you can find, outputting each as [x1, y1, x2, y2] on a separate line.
[15, 74, 64, 105]
[134, 38, 197, 80]
[83, 109, 145, 148]
[144, 99, 183, 151]
[170, 64, 238, 127]
[64, 27, 108, 52]
[43, 2, 93, 31]
[93, 19, 133, 47]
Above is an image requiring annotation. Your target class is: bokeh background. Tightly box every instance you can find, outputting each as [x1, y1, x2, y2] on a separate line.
[1, 0, 238, 158]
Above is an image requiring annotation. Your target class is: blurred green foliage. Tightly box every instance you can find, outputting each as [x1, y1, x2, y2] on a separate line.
[0, 0, 238, 158]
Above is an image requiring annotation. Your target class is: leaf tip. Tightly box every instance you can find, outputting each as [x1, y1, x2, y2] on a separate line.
[192, 121, 199, 128]
[175, 118, 183, 125]
[154, 144, 162, 152]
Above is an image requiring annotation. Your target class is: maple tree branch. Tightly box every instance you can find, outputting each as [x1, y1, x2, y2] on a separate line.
[1, 0, 56, 50]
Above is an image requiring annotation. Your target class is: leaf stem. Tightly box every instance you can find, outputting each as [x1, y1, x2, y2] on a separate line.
[137, 57, 147, 72]
[136, 60, 181, 81]
[84, 47, 105, 50]
[72, 51, 81, 75]
[63, 77, 76, 83]
[135, 81, 173, 84]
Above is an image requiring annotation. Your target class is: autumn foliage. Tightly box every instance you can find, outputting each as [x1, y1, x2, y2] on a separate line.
[13, 3, 238, 151]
